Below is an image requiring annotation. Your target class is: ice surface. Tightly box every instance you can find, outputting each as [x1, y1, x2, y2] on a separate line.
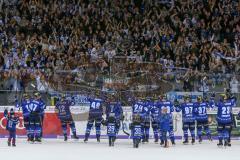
[0, 139, 239, 160]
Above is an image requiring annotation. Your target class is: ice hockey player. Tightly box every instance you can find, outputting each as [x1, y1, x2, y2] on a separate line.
[103, 113, 118, 146]
[105, 94, 123, 140]
[159, 107, 171, 148]
[225, 89, 237, 107]
[130, 114, 143, 148]
[4, 108, 19, 147]
[131, 97, 146, 142]
[131, 97, 145, 116]
[55, 94, 79, 141]
[150, 97, 160, 143]
[225, 89, 237, 146]
[142, 97, 151, 143]
[84, 91, 104, 142]
[29, 94, 44, 142]
[34, 92, 46, 139]
[216, 94, 234, 147]
[175, 95, 196, 144]
[158, 95, 175, 145]
[15, 93, 31, 141]
[208, 92, 216, 108]
[193, 96, 212, 143]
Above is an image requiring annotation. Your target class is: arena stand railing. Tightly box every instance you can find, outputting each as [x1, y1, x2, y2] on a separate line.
[0, 56, 239, 107]
[0, 60, 239, 138]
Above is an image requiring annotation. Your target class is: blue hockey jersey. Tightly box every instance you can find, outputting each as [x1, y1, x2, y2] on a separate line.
[194, 101, 210, 122]
[230, 96, 237, 107]
[216, 100, 234, 124]
[88, 98, 103, 119]
[107, 123, 117, 137]
[6, 117, 19, 131]
[131, 124, 142, 139]
[142, 101, 152, 122]
[30, 100, 42, 114]
[132, 101, 145, 116]
[208, 97, 215, 108]
[38, 99, 46, 116]
[150, 102, 160, 122]
[16, 99, 32, 117]
[4, 111, 19, 132]
[158, 100, 174, 120]
[158, 101, 174, 114]
[176, 102, 195, 122]
[106, 101, 123, 120]
[55, 99, 74, 119]
[160, 113, 171, 131]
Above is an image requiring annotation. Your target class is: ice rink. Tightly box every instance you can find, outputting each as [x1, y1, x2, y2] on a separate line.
[0, 138, 239, 160]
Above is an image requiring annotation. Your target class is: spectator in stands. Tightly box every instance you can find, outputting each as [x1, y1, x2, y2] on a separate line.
[0, 0, 239, 92]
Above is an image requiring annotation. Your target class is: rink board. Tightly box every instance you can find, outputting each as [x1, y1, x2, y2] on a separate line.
[0, 106, 240, 138]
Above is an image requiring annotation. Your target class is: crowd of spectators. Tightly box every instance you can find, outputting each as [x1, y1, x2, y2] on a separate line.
[0, 0, 239, 92]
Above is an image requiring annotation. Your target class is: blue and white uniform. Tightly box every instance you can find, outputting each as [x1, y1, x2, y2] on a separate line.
[142, 100, 152, 142]
[150, 101, 160, 141]
[28, 99, 42, 140]
[84, 97, 104, 141]
[106, 101, 123, 135]
[176, 101, 195, 142]
[159, 112, 171, 143]
[4, 109, 19, 146]
[15, 98, 31, 139]
[194, 100, 212, 140]
[130, 114, 143, 148]
[55, 98, 77, 140]
[215, 99, 234, 143]
[158, 100, 175, 143]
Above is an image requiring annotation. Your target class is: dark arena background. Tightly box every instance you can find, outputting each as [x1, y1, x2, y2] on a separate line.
[0, 0, 240, 160]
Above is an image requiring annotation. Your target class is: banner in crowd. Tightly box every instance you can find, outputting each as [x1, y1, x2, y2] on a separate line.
[213, 51, 240, 61]
[167, 92, 203, 102]
[0, 106, 240, 139]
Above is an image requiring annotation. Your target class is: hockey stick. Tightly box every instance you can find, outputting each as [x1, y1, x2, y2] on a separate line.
[121, 120, 130, 136]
